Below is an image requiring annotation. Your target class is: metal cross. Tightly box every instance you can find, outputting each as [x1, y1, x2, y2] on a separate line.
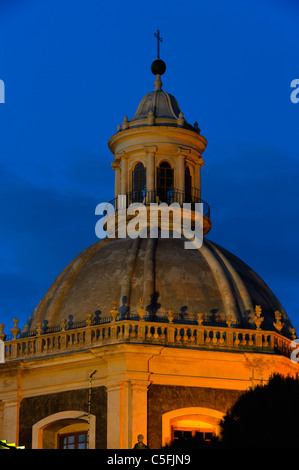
[154, 29, 163, 58]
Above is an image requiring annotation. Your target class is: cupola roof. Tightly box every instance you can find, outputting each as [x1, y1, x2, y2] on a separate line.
[131, 75, 181, 121]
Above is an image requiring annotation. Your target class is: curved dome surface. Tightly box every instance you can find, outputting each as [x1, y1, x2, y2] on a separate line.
[23, 237, 293, 337]
[126, 78, 199, 133]
[131, 88, 181, 121]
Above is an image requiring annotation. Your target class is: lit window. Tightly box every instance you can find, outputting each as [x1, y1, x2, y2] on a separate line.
[59, 431, 88, 449]
[185, 166, 192, 202]
[157, 161, 174, 203]
[132, 162, 146, 202]
[172, 427, 215, 442]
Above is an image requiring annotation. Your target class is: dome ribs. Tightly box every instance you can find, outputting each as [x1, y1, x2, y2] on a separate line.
[118, 237, 142, 316]
[205, 239, 255, 326]
[142, 237, 158, 317]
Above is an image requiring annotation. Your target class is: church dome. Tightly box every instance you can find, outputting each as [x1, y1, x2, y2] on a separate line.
[131, 85, 181, 121]
[122, 74, 199, 133]
[23, 236, 294, 338]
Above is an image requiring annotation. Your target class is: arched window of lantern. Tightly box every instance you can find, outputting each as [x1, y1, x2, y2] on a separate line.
[157, 161, 174, 203]
[185, 165, 192, 202]
[132, 162, 146, 202]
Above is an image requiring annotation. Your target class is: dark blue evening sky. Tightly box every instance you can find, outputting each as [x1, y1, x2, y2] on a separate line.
[0, 0, 299, 334]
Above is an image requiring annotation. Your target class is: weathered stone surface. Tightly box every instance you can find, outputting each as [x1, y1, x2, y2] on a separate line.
[147, 384, 242, 448]
[23, 237, 292, 336]
[19, 387, 107, 449]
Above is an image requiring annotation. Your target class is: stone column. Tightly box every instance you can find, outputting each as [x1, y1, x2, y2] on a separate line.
[112, 161, 121, 198]
[106, 380, 130, 449]
[120, 157, 128, 195]
[145, 146, 157, 203]
[2, 398, 19, 445]
[130, 380, 150, 449]
[176, 147, 188, 194]
[106, 379, 150, 449]
[194, 162, 201, 199]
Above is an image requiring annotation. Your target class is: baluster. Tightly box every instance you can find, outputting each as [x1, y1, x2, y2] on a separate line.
[189, 328, 195, 343]
[102, 328, 107, 341]
[183, 328, 189, 343]
[96, 328, 102, 341]
[262, 334, 269, 347]
[151, 326, 157, 340]
[219, 331, 225, 345]
[130, 324, 137, 339]
[241, 333, 247, 346]
[118, 325, 124, 340]
[80, 331, 85, 345]
[234, 333, 240, 346]
[176, 328, 182, 342]
[21, 341, 27, 356]
[146, 326, 152, 340]
[29, 340, 35, 355]
[205, 330, 211, 344]
[212, 330, 218, 344]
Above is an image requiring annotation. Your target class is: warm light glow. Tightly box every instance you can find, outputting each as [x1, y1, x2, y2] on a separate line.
[162, 408, 224, 446]
[173, 419, 214, 429]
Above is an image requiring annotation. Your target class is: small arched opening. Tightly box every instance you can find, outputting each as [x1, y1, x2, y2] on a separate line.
[162, 407, 224, 447]
[185, 166, 192, 202]
[157, 161, 174, 203]
[32, 410, 96, 449]
[132, 162, 146, 202]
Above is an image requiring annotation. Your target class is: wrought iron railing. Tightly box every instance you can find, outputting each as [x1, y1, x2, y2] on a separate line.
[108, 188, 210, 219]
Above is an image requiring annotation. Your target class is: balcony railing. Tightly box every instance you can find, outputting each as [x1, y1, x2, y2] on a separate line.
[108, 188, 210, 219]
[1, 313, 294, 362]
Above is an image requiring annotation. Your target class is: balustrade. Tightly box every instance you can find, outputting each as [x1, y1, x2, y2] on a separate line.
[2, 316, 294, 362]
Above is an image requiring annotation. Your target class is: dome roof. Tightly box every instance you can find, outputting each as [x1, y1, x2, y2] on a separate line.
[131, 87, 181, 121]
[124, 75, 199, 133]
[23, 237, 293, 338]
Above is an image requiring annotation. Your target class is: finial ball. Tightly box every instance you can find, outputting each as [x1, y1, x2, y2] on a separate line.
[151, 58, 166, 76]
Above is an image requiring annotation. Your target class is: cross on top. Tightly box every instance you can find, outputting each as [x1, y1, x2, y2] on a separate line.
[154, 29, 163, 58]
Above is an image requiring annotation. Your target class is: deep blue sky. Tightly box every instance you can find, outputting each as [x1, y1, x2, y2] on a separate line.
[0, 0, 298, 335]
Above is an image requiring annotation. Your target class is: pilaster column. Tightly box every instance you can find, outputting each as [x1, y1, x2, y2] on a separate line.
[106, 379, 150, 449]
[2, 398, 19, 445]
[176, 147, 188, 193]
[130, 380, 150, 449]
[144, 146, 157, 203]
[106, 380, 130, 449]
[194, 162, 201, 199]
[120, 156, 128, 195]
[112, 161, 121, 198]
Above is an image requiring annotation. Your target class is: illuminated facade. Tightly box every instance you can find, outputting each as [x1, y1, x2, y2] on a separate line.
[0, 57, 298, 449]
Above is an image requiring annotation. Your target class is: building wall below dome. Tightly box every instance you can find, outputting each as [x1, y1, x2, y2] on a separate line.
[147, 384, 242, 449]
[1, 342, 298, 449]
[19, 387, 107, 449]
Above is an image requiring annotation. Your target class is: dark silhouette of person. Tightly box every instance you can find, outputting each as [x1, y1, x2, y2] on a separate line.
[133, 434, 149, 449]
